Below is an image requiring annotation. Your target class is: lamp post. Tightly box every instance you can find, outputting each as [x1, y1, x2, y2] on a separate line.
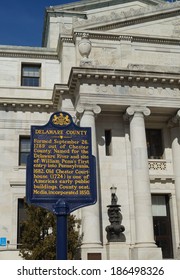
[106, 186, 126, 242]
[110, 185, 118, 205]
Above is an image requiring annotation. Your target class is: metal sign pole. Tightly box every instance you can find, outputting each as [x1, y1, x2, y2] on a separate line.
[54, 199, 68, 260]
[56, 214, 68, 260]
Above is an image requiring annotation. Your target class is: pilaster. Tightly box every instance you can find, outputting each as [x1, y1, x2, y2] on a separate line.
[169, 110, 180, 258]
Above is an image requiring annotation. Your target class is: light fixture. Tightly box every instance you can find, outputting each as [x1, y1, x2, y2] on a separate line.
[110, 185, 117, 195]
[106, 185, 126, 242]
[110, 185, 117, 205]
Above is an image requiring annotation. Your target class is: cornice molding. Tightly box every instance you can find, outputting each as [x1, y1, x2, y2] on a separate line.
[73, 2, 180, 31]
[0, 98, 54, 112]
[52, 84, 69, 108]
[0, 48, 57, 60]
[73, 30, 180, 46]
[68, 67, 180, 87]
[3, 66, 179, 112]
[59, 36, 75, 44]
[53, 66, 180, 110]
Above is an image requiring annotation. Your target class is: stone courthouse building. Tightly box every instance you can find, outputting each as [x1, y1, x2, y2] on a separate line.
[1, 0, 180, 260]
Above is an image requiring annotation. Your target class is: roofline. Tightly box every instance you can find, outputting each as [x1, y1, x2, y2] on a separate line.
[49, 0, 164, 12]
[42, 0, 164, 46]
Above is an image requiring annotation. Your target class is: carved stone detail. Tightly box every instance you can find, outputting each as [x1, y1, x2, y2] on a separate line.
[78, 34, 93, 67]
[61, 24, 72, 35]
[126, 106, 151, 117]
[172, 20, 180, 37]
[78, 34, 92, 59]
[96, 85, 115, 95]
[76, 104, 101, 116]
[72, 2, 180, 29]
[148, 160, 167, 171]
[92, 47, 118, 67]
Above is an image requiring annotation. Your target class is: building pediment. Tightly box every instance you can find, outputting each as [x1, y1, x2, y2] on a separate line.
[72, 2, 180, 40]
[49, 0, 161, 13]
[45, 1, 164, 34]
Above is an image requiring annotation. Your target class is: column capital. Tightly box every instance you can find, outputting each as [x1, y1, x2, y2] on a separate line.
[168, 110, 180, 128]
[76, 104, 101, 116]
[124, 106, 151, 120]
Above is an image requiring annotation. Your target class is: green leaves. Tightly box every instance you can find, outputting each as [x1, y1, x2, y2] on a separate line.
[19, 202, 81, 260]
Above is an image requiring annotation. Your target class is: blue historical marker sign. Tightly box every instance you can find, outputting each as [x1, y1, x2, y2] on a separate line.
[26, 112, 97, 215]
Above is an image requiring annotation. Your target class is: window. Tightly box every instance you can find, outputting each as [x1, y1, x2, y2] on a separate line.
[152, 195, 173, 259]
[152, 195, 167, 217]
[17, 198, 26, 248]
[105, 130, 112, 156]
[21, 64, 41, 87]
[19, 136, 30, 165]
[146, 129, 163, 159]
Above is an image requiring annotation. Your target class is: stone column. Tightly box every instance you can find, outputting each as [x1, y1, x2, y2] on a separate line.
[126, 106, 162, 259]
[76, 104, 102, 259]
[169, 110, 180, 258]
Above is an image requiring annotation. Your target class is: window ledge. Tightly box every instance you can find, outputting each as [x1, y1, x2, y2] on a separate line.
[9, 181, 25, 188]
[148, 159, 166, 162]
[13, 166, 26, 171]
[150, 175, 175, 183]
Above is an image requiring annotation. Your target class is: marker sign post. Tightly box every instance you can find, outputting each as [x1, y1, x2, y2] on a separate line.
[26, 112, 97, 259]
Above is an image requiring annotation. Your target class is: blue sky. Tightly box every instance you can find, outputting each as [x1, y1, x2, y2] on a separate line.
[0, 1, 79, 47]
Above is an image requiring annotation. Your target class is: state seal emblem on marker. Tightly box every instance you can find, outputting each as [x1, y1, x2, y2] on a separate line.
[52, 112, 71, 126]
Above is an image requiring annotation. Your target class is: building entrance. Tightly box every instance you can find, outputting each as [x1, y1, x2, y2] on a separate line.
[152, 195, 173, 259]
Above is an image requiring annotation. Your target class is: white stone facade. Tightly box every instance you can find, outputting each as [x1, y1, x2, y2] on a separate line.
[0, 0, 180, 259]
